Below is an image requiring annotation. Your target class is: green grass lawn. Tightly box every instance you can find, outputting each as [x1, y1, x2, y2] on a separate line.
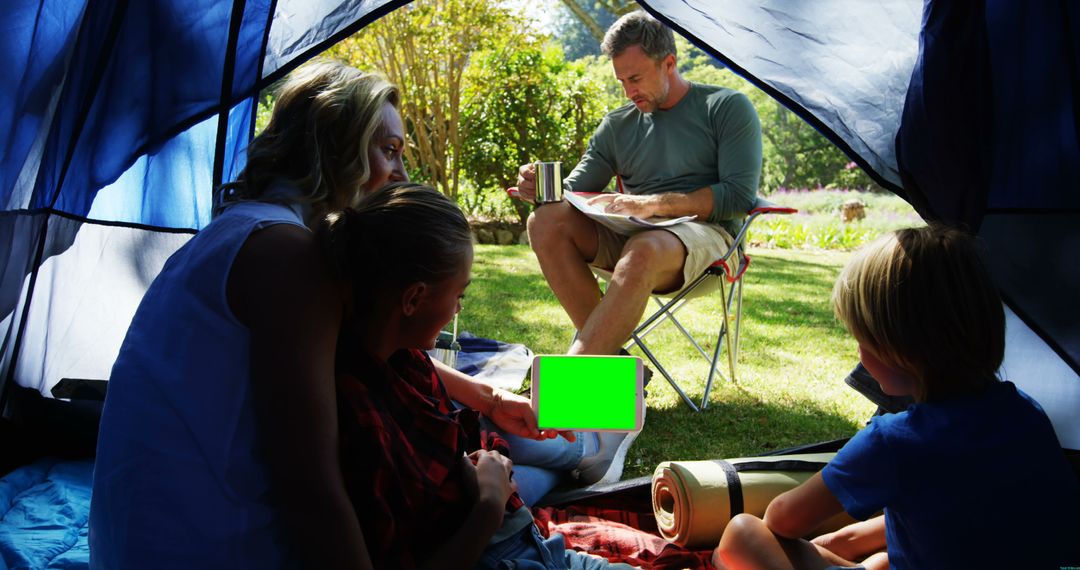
[753, 189, 925, 250]
[463, 244, 878, 479]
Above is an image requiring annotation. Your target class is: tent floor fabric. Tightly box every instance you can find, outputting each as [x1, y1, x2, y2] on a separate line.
[0, 460, 714, 570]
[0, 458, 92, 569]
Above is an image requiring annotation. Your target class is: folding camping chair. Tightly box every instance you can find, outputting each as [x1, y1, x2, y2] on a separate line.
[598, 196, 797, 412]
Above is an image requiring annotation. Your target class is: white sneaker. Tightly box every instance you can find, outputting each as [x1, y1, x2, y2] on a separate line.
[574, 431, 640, 485]
[573, 406, 646, 485]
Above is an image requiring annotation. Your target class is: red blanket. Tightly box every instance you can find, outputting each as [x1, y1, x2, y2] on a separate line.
[532, 506, 715, 570]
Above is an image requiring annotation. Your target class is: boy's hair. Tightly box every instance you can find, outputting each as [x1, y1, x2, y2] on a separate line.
[219, 59, 399, 214]
[320, 183, 472, 305]
[832, 225, 1004, 402]
[601, 11, 677, 61]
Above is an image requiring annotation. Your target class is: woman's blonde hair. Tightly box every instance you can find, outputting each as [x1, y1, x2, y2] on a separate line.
[219, 59, 399, 215]
[832, 224, 1004, 402]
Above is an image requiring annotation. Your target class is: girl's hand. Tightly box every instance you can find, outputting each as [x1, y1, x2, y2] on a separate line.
[488, 389, 576, 442]
[465, 450, 516, 509]
[427, 452, 516, 569]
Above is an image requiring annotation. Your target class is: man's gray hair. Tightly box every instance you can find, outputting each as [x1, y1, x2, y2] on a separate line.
[601, 11, 677, 60]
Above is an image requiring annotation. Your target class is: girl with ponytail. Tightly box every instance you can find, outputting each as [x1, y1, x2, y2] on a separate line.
[322, 183, 630, 570]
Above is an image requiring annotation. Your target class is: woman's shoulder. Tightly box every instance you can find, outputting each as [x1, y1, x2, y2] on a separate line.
[228, 221, 340, 330]
[233, 225, 326, 296]
[240, 220, 318, 257]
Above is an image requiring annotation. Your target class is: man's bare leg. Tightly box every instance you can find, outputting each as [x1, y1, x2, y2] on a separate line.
[529, 204, 688, 356]
[569, 230, 686, 356]
[527, 202, 604, 331]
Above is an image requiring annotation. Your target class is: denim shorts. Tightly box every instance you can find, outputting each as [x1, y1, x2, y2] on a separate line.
[478, 524, 635, 570]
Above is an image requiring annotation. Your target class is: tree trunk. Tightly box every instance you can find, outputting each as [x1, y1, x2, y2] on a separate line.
[558, 0, 606, 42]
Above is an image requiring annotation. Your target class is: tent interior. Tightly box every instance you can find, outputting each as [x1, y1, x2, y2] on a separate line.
[1, 0, 1078, 565]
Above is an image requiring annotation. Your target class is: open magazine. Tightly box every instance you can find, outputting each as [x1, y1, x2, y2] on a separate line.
[564, 191, 696, 235]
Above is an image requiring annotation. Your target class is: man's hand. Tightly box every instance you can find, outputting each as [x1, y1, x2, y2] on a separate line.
[587, 193, 662, 218]
[508, 163, 537, 203]
[488, 389, 576, 442]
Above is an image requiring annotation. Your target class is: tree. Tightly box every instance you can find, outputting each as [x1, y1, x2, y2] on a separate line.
[551, 2, 617, 59]
[556, 0, 637, 43]
[329, 0, 524, 199]
[461, 43, 611, 225]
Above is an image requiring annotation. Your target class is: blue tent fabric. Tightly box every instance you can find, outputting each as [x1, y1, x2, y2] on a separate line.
[637, 0, 922, 194]
[640, 0, 1080, 448]
[1, 1, 1078, 450]
[0, 0, 399, 404]
[895, 0, 994, 229]
[895, 0, 1080, 377]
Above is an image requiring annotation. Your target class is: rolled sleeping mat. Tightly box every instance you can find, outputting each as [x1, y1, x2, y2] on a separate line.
[651, 453, 858, 548]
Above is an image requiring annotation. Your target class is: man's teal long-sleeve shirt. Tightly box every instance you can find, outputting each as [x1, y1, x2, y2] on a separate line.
[564, 82, 763, 238]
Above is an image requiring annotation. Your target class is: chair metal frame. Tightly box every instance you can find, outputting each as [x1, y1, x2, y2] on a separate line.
[620, 197, 797, 412]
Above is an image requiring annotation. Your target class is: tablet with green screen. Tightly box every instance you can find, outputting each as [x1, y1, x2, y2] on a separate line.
[530, 355, 644, 432]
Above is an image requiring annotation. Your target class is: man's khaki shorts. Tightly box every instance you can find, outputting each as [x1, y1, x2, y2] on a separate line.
[590, 220, 735, 295]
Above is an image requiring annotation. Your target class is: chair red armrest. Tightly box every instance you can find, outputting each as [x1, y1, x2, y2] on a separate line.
[749, 197, 798, 216]
[750, 205, 798, 216]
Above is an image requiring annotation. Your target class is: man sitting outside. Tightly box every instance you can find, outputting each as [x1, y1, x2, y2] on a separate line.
[514, 11, 762, 365]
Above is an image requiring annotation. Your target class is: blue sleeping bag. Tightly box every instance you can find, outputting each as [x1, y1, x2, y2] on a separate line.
[0, 459, 92, 570]
[0, 338, 521, 570]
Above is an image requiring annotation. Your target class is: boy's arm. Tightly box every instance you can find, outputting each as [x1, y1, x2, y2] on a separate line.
[763, 472, 846, 539]
[811, 514, 887, 562]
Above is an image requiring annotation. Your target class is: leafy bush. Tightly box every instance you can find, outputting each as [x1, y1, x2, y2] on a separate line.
[461, 43, 612, 224]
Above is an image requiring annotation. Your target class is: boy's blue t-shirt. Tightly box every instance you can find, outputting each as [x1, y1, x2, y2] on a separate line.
[822, 381, 1080, 569]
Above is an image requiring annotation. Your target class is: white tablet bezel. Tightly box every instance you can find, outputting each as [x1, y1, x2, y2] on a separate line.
[530, 354, 645, 432]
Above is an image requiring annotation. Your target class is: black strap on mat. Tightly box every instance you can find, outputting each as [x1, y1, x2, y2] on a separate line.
[715, 460, 744, 518]
[714, 459, 829, 517]
[733, 460, 829, 473]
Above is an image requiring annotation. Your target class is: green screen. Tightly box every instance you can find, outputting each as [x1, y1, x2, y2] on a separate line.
[536, 355, 639, 430]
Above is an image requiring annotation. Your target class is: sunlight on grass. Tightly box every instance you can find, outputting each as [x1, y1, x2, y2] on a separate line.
[463, 245, 879, 478]
[754, 189, 924, 251]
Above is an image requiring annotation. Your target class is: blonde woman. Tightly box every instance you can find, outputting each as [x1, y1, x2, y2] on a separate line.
[90, 60, 402, 569]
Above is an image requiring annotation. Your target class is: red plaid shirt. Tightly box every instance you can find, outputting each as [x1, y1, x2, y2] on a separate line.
[336, 348, 518, 569]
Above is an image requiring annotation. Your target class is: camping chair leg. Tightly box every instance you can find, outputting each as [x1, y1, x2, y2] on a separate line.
[661, 299, 713, 364]
[700, 320, 727, 411]
[701, 278, 734, 410]
[625, 273, 707, 351]
[730, 277, 744, 381]
[718, 277, 738, 389]
[631, 276, 703, 337]
[633, 332, 700, 412]
[637, 296, 683, 339]
[638, 278, 713, 365]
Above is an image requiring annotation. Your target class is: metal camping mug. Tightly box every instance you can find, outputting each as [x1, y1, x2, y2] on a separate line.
[533, 161, 564, 204]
